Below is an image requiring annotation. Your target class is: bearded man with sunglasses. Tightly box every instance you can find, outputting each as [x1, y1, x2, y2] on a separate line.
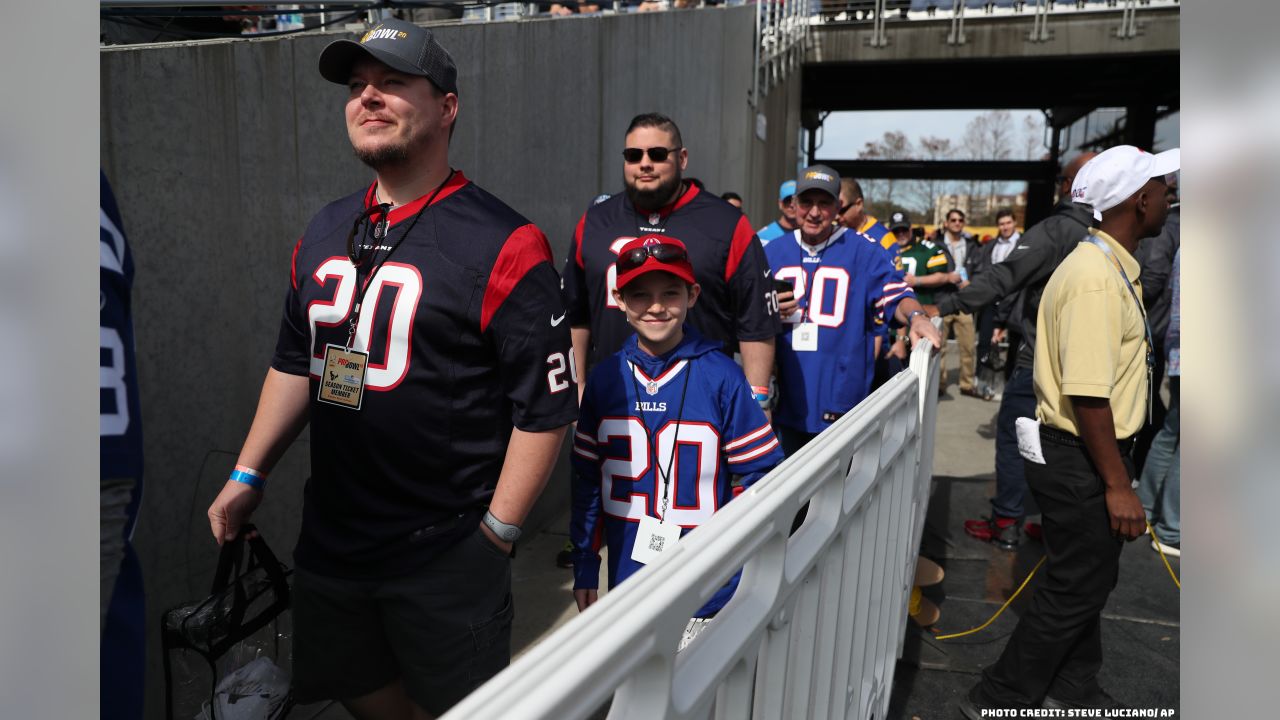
[204, 19, 576, 719]
[562, 113, 781, 413]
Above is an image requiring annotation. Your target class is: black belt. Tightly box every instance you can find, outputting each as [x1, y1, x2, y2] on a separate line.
[1040, 424, 1135, 454]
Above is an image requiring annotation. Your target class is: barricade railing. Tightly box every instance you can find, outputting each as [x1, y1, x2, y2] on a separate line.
[752, 0, 813, 105]
[444, 332, 940, 720]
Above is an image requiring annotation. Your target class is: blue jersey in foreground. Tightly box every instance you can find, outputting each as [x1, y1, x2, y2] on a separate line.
[765, 227, 914, 433]
[571, 328, 784, 617]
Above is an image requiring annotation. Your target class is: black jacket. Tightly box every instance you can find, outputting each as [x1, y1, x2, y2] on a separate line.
[935, 200, 1095, 370]
[1136, 205, 1180, 349]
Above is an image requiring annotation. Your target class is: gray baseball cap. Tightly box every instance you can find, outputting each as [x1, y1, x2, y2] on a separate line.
[794, 164, 841, 200]
[318, 18, 458, 95]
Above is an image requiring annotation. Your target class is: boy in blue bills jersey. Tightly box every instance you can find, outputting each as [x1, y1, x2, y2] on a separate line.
[767, 165, 942, 454]
[571, 235, 784, 643]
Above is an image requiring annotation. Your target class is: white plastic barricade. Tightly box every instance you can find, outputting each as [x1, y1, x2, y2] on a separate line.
[445, 338, 940, 720]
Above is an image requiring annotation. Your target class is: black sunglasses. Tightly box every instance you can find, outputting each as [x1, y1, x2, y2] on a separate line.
[622, 146, 682, 163]
[616, 243, 688, 273]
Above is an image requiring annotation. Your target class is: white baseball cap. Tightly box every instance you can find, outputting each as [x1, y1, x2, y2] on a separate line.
[1070, 146, 1180, 220]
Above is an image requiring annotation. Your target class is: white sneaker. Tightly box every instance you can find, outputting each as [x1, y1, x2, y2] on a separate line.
[1151, 536, 1180, 558]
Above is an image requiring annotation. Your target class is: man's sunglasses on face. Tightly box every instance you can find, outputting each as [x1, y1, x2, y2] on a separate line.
[622, 147, 681, 163]
[616, 243, 689, 273]
[948, 216, 964, 224]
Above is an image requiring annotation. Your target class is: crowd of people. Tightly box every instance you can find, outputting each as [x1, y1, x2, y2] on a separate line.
[95, 15, 1181, 720]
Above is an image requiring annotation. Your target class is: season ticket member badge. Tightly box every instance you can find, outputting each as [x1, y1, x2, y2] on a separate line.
[318, 344, 368, 410]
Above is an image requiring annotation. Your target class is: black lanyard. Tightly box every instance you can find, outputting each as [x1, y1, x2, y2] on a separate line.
[627, 358, 692, 522]
[345, 170, 454, 348]
[1086, 235, 1155, 423]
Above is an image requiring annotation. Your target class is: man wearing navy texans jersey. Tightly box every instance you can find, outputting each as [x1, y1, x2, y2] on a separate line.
[767, 166, 943, 454]
[205, 19, 576, 719]
[571, 236, 783, 647]
[562, 113, 781, 413]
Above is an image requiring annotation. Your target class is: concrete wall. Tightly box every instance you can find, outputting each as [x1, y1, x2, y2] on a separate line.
[100, 7, 800, 716]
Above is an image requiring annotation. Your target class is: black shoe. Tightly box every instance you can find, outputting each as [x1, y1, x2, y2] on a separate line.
[958, 685, 1015, 720]
[555, 540, 574, 568]
[1042, 689, 1126, 711]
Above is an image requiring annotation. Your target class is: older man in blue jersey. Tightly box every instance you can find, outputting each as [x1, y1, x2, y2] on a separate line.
[766, 165, 942, 453]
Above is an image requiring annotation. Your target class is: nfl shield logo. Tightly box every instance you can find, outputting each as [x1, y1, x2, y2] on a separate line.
[646, 382, 659, 396]
[649, 213, 661, 225]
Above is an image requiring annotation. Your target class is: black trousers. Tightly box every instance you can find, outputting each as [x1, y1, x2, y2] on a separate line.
[976, 427, 1132, 708]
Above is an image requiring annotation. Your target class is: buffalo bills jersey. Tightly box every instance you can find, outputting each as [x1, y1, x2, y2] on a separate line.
[570, 328, 783, 617]
[101, 171, 143, 484]
[765, 227, 914, 434]
[272, 171, 578, 578]
[562, 182, 781, 366]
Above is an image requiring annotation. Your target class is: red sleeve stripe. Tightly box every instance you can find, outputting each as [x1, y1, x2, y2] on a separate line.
[725, 214, 758, 282]
[573, 446, 600, 461]
[289, 237, 303, 290]
[724, 423, 772, 451]
[573, 212, 587, 270]
[481, 224, 555, 333]
[728, 435, 780, 464]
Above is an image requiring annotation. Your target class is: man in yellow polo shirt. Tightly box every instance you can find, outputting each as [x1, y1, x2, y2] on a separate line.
[961, 145, 1179, 718]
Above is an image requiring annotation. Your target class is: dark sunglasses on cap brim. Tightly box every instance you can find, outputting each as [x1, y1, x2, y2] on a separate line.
[616, 243, 689, 274]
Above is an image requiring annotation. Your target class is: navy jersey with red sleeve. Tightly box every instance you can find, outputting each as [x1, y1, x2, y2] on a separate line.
[765, 227, 915, 434]
[569, 328, 783, 617]
[562, 182, 781, 366]
[272, 171, 578, 578]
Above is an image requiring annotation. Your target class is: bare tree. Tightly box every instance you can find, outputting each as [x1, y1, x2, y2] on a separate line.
[961, 110, 1017, 220]
[1022, 113, 1044, 160]
[857, 130, 915, 210]
[915, 135, 953, 222]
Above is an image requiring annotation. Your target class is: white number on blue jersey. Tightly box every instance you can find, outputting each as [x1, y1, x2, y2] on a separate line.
[100, 327, 129, 437]
[597, 418, 720, 526]
[776, 265, 849, 328]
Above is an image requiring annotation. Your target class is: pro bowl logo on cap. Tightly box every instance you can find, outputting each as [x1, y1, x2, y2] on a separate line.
[805, 169, 835, 182]
[361, 25, 408, 43]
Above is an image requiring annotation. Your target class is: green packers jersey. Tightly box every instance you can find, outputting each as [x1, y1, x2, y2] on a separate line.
[898, 239, 949, 305]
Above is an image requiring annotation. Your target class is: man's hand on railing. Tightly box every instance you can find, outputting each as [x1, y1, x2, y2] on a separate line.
[574, 588, 599, 612]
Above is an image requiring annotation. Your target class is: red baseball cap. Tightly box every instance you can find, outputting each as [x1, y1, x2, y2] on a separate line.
[615, 235, 696, 291]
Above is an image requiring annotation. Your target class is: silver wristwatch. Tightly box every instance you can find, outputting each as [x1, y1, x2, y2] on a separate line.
[482, 509, 522, 543]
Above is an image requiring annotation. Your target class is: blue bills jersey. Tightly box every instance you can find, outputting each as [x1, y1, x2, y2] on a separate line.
[570, 328, 783, 617]
[765, 228, 914, 434]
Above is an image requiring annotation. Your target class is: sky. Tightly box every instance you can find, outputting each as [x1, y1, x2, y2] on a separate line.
[814, 110, 1047, 162]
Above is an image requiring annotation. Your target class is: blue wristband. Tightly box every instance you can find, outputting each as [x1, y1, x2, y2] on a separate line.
[230, 468, 266, 490]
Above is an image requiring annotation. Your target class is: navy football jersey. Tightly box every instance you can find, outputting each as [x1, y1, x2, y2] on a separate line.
[570, 328, 783, 618]
[272, 171, 578, 578]
[100, 170, 143, 485]
[562, 182, 781, 366]
[765, 228, 914, 433]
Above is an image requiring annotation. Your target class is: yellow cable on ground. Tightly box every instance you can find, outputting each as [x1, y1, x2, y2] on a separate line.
[934, 555, 1046, 641]
[934, 520, 1181, 641]
[1147, 521, 1181, 589]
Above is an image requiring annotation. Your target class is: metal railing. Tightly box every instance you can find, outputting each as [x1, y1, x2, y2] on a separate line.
[444, 333, 941, 719]
[812, 0, 1179, 45]
[752, 0, 813, 105]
